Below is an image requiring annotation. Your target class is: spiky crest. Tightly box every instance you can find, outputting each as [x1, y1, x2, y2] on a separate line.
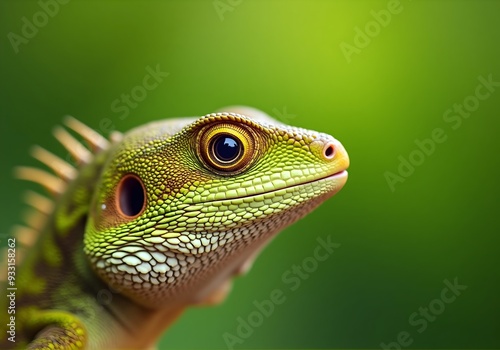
[0, 116, 111, 281]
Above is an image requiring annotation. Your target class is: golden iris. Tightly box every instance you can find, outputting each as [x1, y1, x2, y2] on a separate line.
[198, 123, 255, 174]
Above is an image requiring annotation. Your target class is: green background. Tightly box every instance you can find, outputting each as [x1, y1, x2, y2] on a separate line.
[1, 0, 499, 349]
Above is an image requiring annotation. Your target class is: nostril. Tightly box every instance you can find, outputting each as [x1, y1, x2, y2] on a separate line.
[323, 143, 335, 159]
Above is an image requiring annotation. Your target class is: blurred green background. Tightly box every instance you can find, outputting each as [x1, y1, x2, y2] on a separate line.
[1, 0, 499, 349]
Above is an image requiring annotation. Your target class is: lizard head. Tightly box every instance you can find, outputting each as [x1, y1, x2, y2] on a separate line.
[84, 110, 349, 308]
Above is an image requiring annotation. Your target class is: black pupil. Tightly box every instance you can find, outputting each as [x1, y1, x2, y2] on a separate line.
[213, 135, 241, 163]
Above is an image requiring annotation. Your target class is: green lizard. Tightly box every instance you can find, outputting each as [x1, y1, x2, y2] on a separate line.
[0, 106, 349, 349]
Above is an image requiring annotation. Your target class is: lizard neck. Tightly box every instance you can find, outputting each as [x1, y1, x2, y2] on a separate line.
[75, 246, 188, 349]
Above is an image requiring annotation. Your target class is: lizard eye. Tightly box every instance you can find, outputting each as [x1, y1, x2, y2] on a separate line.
[116, 174, 146, 218]
[199, 123, 255, 174]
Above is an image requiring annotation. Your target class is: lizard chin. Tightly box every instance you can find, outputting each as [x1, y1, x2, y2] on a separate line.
[324, 170, 348, 193]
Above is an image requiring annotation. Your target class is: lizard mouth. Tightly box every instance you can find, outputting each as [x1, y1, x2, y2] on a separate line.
[324, 170, 348, 179]
[294, 169, 348, 191]
[269, 168, 348, 197]
[203, 169, 348, 205]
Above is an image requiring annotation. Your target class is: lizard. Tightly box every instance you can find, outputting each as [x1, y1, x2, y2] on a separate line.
[0, 106, 349, 349]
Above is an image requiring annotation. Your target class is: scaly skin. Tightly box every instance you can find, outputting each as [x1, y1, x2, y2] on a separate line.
[0, 107, 349, 349]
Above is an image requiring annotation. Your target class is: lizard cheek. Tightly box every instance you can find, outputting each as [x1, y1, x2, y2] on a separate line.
[116, 174, 147, 218]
